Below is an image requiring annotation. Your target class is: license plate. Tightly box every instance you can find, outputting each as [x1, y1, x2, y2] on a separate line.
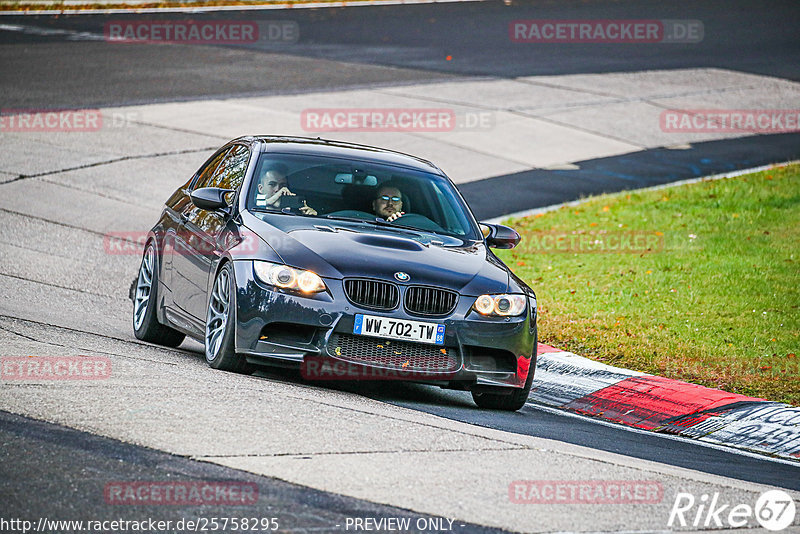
[353, 314, 445, 345]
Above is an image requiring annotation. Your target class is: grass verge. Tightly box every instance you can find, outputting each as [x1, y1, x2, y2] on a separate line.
[0, 0, 373, 11]
[496, 163, 800, 405]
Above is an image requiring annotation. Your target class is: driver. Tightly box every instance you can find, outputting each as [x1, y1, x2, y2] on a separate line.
[372, 184, 405, 222]
[256, 165, 317, 216]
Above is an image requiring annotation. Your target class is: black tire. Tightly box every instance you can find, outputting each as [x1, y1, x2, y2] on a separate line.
[132, 241, 186, 347]
[472, 328, 537, 411]
[204, 263, 250, 374]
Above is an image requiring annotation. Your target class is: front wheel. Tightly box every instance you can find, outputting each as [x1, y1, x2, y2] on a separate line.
[132, 242, 185, 347]
[205, 263, 249, 373]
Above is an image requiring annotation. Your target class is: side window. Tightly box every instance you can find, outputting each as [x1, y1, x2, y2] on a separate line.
[208, 144, 250, 193]
[193, 148, 230, 190]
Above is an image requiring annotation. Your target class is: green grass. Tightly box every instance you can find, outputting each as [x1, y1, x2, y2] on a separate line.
[0, 0, 363, 10]
[497, 163, 800, 405]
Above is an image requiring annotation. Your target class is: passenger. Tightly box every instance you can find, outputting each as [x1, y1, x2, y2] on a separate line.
[256, 165, 317, 216]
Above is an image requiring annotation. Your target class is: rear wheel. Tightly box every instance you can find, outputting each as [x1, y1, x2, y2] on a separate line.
[472, 330, 537, 411]
[132, 242, 185, 347]
[205, 263, 249, 373]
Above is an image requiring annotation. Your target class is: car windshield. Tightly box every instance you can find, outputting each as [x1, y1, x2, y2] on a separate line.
[247, 152, 481, 240]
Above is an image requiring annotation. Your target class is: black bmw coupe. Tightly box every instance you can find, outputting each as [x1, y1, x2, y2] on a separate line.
[132, 136, 537, 410]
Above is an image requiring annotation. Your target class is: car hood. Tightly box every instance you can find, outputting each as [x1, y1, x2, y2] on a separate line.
[241, 213, 510, 295]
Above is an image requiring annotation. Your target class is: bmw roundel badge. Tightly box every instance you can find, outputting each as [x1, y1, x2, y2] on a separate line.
[394, 271, 410, 282]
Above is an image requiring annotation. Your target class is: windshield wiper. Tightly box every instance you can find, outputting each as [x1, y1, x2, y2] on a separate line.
[324, 215, 417, 231]
[324, 214, 430, 236]
[323, 215, 373, 224]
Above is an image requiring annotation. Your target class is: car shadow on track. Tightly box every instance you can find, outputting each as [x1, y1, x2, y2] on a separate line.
[249, 363, 481, 410]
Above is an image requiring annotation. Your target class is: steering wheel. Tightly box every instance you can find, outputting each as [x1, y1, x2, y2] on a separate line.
[387, 213, 445, 232]
[326, 209, 375, 219]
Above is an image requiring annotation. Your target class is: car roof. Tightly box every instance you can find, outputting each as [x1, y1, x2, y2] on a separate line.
[236, 135, 445, 176]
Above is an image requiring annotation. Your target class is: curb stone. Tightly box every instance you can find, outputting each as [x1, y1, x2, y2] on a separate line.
[532, 344, 800, 462]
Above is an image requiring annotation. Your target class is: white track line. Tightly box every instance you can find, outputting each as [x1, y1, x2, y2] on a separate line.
[0, 23, 105, 40]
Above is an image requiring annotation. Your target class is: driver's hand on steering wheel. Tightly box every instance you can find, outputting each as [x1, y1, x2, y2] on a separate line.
[386, 211, 405, 222]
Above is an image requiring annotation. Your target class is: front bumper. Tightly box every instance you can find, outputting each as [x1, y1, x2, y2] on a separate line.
[231, 261, 537, 389]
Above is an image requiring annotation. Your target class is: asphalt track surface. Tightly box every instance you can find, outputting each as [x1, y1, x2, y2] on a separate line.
[2, 0, 799, 108]
[0, 410, 508, 533]
[2, 0, 799, 529]
[245, 368, 800, 491]
[463, 132, 800, 219]
[2, 0, 799, 216]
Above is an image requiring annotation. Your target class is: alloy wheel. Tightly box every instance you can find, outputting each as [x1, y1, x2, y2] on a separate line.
[133, 245, 154, 330]
[205, 268, 230, 361]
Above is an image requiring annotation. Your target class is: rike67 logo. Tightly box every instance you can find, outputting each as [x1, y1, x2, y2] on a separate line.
[668, 490, 796, 531]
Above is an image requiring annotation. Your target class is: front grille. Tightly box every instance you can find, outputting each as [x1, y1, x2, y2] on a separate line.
[344, 279, 399, 310]
[328, 334, 459, 372]
[404, 286, 458, 316]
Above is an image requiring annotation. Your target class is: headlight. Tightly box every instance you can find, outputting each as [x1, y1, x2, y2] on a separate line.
[472, 294, 526, 316]
[253, 261, 326, 293]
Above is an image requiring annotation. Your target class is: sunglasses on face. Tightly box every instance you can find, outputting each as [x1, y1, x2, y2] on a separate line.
[378, 195, 402, 202]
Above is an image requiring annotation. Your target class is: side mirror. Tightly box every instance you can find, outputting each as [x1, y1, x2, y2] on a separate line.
[480, 223, 521, 249]
[190, 187, 234, 211]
